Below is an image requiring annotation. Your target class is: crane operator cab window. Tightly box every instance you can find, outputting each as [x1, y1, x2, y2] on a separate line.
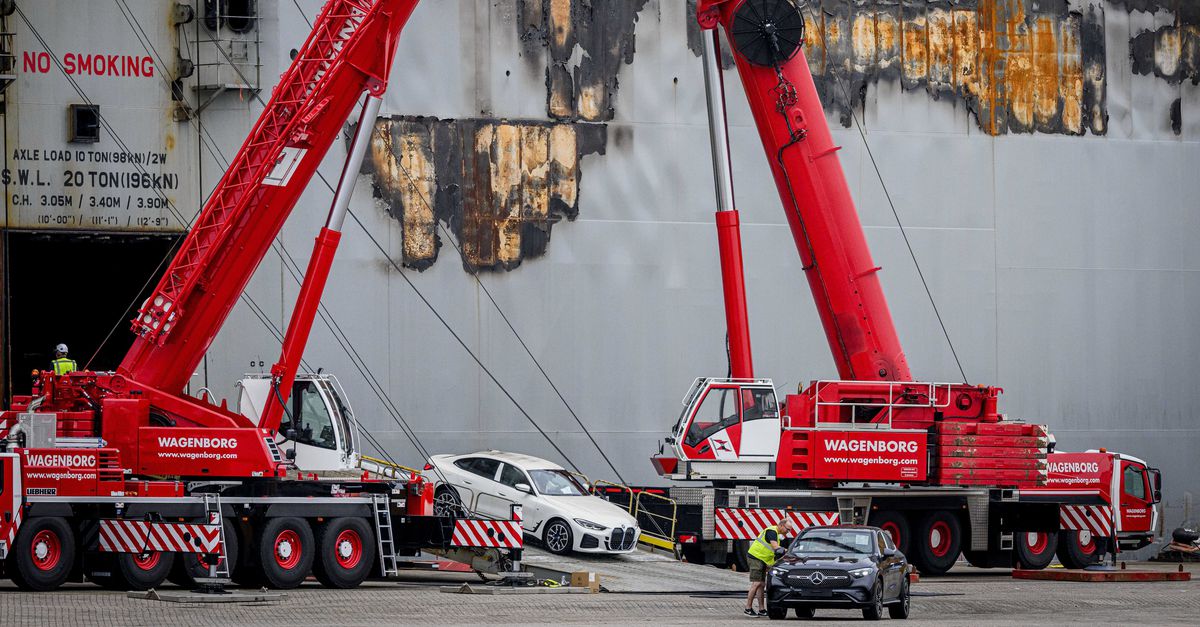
[282, 380, 337, 450]
[685, 387, 740, 447]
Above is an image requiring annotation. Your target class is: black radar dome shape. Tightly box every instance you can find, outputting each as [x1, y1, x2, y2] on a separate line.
[730, 0, 807, 67]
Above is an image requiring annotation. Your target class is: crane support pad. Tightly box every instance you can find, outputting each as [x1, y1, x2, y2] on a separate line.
[1013, 569, 1190, 582]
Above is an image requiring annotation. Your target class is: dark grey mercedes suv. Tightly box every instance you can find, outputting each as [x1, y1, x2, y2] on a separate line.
[765, 525, 911, 620]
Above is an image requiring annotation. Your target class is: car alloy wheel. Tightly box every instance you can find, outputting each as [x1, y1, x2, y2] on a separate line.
[544, 520, 572, 554]
[434, 489, 464, 517]
[862, 582, 884, 620]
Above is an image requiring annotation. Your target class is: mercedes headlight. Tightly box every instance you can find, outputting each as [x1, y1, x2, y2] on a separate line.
[770, 568, 786, 578]
[573, 518, 608, 531]
[849, 567, 873, 578]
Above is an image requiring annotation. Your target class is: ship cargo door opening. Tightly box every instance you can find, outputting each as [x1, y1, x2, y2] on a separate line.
[3, 231, 178, 400]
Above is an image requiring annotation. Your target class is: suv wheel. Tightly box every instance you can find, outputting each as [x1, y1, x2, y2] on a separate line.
[862, 581, 884, 620]
[766, 604, 787, 620]
[888, 578, 911, 619]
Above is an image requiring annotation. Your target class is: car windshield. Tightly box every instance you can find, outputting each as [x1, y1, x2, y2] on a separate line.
[790, 529, 874, 555]
[529, 469, 588, 496]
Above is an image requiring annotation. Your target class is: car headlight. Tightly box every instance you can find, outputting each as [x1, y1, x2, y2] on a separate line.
[573, 518, 608, 531]
[849, 567, 873, 578]
[770, 568, 786, 578]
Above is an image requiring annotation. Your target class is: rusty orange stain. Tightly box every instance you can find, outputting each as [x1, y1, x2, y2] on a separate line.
[901, 15, 929, 85]
[799, 0, 1097, 136]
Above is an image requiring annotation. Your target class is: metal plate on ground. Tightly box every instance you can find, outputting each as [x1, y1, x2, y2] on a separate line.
[520, 546, 748, 593]
[126, 589, 287, 604]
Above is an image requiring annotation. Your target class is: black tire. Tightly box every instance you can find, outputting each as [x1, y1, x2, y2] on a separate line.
[9, 517, 76, 591]
[114, 549, 176, 591]
[912, 511, 962, 575]
[254, 517, 315, 589]
[313, 517, 376, 589]
[1172, 527, 1199, 543]
[1055, 530, 1104, 569]
[1013, 531, 1057, 570]
[766, 604, 788, 620]
[862, 581, 885, 620]
[169, 518, 240, 587]
[888, 578, 911, 619]
[869, 510, 911, 556]
[433, 486, 465, 518]
[795, 606, 815, 618]
[543, 518, 574, 555]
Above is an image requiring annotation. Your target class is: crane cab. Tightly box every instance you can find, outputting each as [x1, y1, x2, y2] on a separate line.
[656, 378, 781, 480]
[237, 373, 360, 472]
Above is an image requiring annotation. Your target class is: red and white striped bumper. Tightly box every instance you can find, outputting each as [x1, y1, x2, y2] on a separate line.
[715, 508, 839, 540]
[98, 520, 222, 554]
[0, 507, 21, 559]
[450, 519, 524, 549]
[1060, 505, 1113, 538]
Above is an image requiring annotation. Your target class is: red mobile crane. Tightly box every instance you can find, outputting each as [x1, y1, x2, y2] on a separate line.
[0, 0, 518, 592]
[649, 0, 1161, 574]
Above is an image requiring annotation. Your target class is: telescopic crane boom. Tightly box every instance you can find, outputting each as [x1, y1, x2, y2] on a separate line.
[13, 0, 421, 478]
[657, 0, 1045, 490]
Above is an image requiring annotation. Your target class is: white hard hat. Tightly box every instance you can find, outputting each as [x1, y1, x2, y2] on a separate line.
[55, 343, 68, 354]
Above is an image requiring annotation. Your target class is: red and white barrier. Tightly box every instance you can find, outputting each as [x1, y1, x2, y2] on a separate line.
[98, 520, 222, 554]
[715, 508, 839, 540]
[0, 506, 21, 559]
[1059, 505, 1113, 538]
[450, 519, 524, 549]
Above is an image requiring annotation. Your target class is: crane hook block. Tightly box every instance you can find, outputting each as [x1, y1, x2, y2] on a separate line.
[730, 0, 806, 68]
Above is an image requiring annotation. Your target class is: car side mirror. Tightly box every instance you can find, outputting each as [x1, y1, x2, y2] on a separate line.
[515, 483, 532, 494]
[883, 548, 900, 558]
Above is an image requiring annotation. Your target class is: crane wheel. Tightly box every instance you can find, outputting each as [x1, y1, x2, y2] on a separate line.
[1013, 531, 1057, 570]
[911, 511, 962, 575]
[313, 517, 376, 589]
[253, 517, 315, 589]
[169, 518, 240, 587]
[868, 510, 911, 556]
[114, 549, 175, 591]
[1055, 530, 1105, 569]
[9, 516, 76, 591]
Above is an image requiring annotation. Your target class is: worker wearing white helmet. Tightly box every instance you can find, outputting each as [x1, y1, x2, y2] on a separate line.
[51, 343, 77, 375]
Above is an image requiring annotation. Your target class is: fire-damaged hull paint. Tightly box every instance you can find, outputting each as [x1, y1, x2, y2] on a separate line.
[365, 116, 606, 271]
[516, 0, 651, 122]
[686, 0, 1194, 136]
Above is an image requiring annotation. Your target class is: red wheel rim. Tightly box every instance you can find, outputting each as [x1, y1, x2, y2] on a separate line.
[274, 529, 303, 570]
[881, 522, 901, 548]
[333, 529, 363, 570]
[132, 551, 161, 570]
[1025, 532, 1048, 554]
[30, 530, 62, 572]
[1077, 530, 1096, 554]
[929, 521, 952, 557]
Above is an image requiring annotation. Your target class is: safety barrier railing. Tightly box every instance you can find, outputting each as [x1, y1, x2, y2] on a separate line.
[633, 489, 678, 553]
[359, 454, 422, 480]
[591, 479, 635, 514]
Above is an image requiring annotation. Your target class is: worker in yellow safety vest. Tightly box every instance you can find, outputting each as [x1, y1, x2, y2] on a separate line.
[51, 343, 77, 375]
[744, 517, 793, 617]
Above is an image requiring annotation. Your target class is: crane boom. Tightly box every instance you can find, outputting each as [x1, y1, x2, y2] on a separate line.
[122, 0, 418, 394]
[698, 0, 910, 382]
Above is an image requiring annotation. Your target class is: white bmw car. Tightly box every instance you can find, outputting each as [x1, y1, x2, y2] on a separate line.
[426, 451, 640, 555]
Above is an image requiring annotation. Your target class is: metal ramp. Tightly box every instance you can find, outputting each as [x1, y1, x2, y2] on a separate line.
[518, 546, 747, 593]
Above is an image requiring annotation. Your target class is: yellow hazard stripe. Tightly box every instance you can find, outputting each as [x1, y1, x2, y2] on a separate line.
[638, 534, 675, 550]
